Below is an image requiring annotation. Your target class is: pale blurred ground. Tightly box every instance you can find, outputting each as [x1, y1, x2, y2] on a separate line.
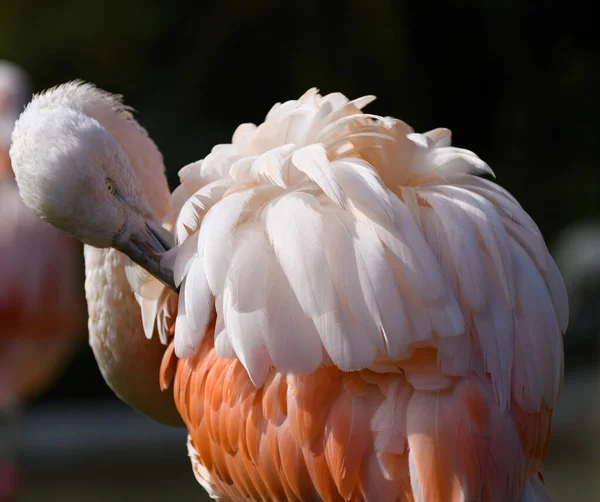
[543, 366, 600, 501]
[19, 402, 206, 501]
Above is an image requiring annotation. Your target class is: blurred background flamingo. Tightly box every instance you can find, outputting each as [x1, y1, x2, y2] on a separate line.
[0, 1, 597, 501]
[0, 61, 85, 501]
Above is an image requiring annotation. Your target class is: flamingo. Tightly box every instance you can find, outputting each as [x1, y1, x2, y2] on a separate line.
[10, 81, 568, 502]
[0, 63, 85, 499]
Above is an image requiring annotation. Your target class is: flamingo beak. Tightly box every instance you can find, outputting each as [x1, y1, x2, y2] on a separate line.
[114, 219, 178, 292]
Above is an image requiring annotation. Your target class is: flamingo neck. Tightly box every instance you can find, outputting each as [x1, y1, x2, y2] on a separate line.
[75, 90, 178, 424]
[83, 246, 182, 426]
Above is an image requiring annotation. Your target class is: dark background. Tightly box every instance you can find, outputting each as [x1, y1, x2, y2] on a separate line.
[1, 1, 598, 500]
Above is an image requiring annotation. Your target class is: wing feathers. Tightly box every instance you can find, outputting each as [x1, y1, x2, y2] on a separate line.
[162, 90, 566, 415]
[201, 188, 256, 295]
[291, 144, 346, 207]
[265, 193, 336, 317]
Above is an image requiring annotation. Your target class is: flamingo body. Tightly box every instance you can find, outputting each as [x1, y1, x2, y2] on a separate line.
[164, 326, 553, 502]
[144, 89, 567, 501]
[9, 84, 568, 502]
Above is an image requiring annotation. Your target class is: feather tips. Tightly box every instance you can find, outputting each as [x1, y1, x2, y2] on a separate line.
[161, 88, 566, 417]
[265, 193, 335, 317]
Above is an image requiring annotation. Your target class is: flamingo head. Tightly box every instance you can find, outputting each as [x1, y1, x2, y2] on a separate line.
[9, 95, 176, 290]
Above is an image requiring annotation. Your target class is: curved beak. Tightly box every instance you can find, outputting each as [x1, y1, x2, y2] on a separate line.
[114, 219, 178, 292]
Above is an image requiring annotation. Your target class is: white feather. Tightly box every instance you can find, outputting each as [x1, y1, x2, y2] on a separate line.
[454, 174, 521, 207]
[407, 132, 429, 149]
[370, 196, 446, 303]
[232, 122, 257, 144]
[424, 128, 452, 147]
[512, 312, 543, 412]
[283, 104, 318, 145]
[315, 95, 376, 135]
[169, 183, 195, 218]
[265, 100, 290, 122]
[184, 254, 214, 333]
[173, 232, 199, 288]
[214, 329, 235, 359]
[437, 185, 515, 308]
[347, 95, 376, 111]
[178, 160, 203, 184]
[139, 297, 158, 340]
[213, 296, 235, 358]
[175, 179, 233, 243]
[124, 258, 162, 300]
[327, 129, 396, 153]
[391, 270, 432, 342]
[426, 291, 464, 339]
[200, 148, 241, 181]
[214, 294, 224, 333]
[222, 233, 272, 386]
[251, 143, 295, 187]
[318, 92, 348, 110]
[332, 159, 395, 222]
[174, 278, 204, 359]
[298, 87, 319, 104]
[419, 190, 486, 311]
[312, 307, 377, 372]
[264, 192, 336, 317]
[397, 186, 422, 230]
[504, 218, 550, 273]
[511, 240, 563, 408]
[322, 207, 409, 356]
[229, 155, 257, 181]
[419, 206, 459, 298]
[455, 176, 550, 273]
[200, 188, 256, 295]
[472, 253, 514, 410]
[308, 95, 376, 145]
[455, 177, 547, 273]
[429, 147, 495, 178]
[291, 144, 346, 207]
[316, 113, 380, 143]
[239, 227, 324, 374]
[226, 225, 321, 374]
[156, 289, 177, 345]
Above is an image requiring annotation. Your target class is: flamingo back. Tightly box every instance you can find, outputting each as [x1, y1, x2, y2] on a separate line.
[131, 89, 567, 501]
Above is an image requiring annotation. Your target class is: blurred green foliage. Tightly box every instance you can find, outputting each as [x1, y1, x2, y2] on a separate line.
[1, 0, 597, 400]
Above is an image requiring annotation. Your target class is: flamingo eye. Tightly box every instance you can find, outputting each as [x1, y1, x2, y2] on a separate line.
[105, 179, 116, 195]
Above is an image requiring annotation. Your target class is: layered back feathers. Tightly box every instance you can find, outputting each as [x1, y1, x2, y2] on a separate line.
[136, 89, 568, 415]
